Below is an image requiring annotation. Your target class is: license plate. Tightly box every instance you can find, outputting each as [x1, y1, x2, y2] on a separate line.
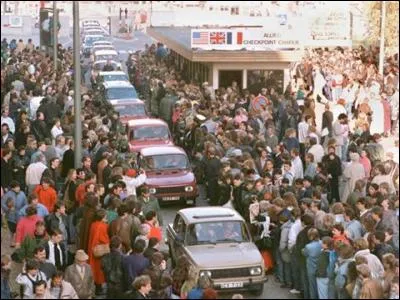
[162, 196, 180, 201]
[220, 282, 244, 289]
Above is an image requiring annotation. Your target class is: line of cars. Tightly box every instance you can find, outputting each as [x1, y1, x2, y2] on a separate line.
[81, 20, 198, 207]
[81, 21, 266, 295]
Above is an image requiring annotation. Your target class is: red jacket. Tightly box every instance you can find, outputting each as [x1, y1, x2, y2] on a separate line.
[15, 215, 43, 244]
[34, 185, 57, 213]
[75, 183, 87, 206]
[146, 221, 162, 242]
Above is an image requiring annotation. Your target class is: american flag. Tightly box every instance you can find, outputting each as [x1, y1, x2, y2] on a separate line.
[192, 32, 209, 44]
[210, 32, 225, 44]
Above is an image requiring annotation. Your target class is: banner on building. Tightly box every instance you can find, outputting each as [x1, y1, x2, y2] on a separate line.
[190, 28, 304, 51]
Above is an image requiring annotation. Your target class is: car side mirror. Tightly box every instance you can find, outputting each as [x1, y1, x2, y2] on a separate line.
[176, 235, 184, 245]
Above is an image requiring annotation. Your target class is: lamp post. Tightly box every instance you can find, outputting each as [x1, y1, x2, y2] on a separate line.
[53, 1, 57, 72]
[378, 1, 386, 75]
[73, 1, 82, 168]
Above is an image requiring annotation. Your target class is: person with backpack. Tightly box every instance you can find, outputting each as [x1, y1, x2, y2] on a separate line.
[101, 236, 125, 298]
[16, 259, 47, 299]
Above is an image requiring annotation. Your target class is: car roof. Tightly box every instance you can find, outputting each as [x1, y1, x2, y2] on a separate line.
[93, 41, 112, 45]
[140, 146, 186, 157]
[93, 60, 118, 66]
[84, 35, 104, 39]
[99, 71, 126, 76]
[103, 81, 133, 89]
[94, 49, 118, 56]
[179, 207, 244, 224]
[128, 118, 168, 128]
[109, 99, 144, 105]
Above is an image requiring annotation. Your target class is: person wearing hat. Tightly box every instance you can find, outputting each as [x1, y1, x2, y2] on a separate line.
[123, 168, 147, 197]
[64, 249, 95, 299]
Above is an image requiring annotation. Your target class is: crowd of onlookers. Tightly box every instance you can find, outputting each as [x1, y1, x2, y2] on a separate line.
[0, 35, 399, 300]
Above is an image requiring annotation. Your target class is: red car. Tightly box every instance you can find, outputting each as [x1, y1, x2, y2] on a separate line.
[110, 99, 147, 123]
[127, 118, 173, 153]
[138, 146, 198, 205]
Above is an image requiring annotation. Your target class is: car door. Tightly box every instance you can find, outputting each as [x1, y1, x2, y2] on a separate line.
[167, 213, 186, 263]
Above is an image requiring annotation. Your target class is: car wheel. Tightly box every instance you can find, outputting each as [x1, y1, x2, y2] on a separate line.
[250, 284, 264, 297]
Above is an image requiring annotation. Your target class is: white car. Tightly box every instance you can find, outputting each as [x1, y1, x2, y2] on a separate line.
[98, 71, 129, 83]
[82, 20, 100, 27]
[91, 44, 116, 55]
[93, 49, 119, 63]
[82, 35, 107, 56]
[92, 60, 121, 71]
[93, 40, 113, 47]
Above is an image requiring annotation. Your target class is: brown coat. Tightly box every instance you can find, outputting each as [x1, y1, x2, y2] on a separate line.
[359, 278, 384, 299]
[64, 263, 95, 299]
[109, 216, 132, 253]
[97, 159, 108, 185]
[79, 207, 96, 253]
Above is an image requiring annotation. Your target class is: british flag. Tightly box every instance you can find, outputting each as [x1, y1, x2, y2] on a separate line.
[210, 32, 226, 44]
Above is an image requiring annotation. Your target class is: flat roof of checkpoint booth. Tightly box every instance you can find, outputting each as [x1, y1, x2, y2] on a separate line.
[146, 26, 303, 90]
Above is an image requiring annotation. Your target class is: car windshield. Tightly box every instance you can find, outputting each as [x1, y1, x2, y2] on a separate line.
[143, 154, 188, 170]
[114, 104, 145, 117]
[106, 87, 137, 100]
[94, 62, 117, 70]
[94, 46, 115, 52]
[96, 54, 118, 61]
[85, 36, 105, 46]
[132, 125, 169, 141]
[101, 74, 128, 82]
[186, 221, 250, 245]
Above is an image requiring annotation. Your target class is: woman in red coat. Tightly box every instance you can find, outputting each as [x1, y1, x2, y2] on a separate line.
[88, 209, 110, 295]
[382, 96, 392, 136]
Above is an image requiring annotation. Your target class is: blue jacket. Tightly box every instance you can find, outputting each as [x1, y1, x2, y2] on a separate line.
[345, 219, 364, 241]
[123, 253, 149, 288]
[303, 240, 322, 275]
[1, 190, 27, 223]
[18, 203, 49, 221]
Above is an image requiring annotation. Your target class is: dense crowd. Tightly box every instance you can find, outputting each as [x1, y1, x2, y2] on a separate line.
[0, 34, 399, 300]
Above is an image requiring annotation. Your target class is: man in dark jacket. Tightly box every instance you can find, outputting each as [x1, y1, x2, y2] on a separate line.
[123, 239, 150, 290]
[31, 111, 51, 142]
[41, 98, 62, 128]
[201, 147, 221, 206]
[102, 236, 125, 298]
[159, 89, 178, 130]
[295, 214, 314, 299]
[322, 146, 342, 203]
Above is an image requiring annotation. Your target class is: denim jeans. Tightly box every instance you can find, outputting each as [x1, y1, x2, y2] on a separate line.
[308, 272, 318, 299]
[290, 251, 301, 291]
[283, 261, 292, 286]
[316, 277, 329, 299]
[300, 261, 309, 298]
[274, 247, 284, 282]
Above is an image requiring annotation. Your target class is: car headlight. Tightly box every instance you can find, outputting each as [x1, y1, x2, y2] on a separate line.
[249, 267, 262, 276]
[185, 186, 194, 192]
[149, 188, 156, 194]
[199, 270, 212, 278]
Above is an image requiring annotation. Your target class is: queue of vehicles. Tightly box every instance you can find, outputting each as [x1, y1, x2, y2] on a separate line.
[80, 20, 266, 294]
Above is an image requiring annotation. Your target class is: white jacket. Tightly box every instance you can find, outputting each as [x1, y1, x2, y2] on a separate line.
[288, 218, 302, 251]
[16, 271, 47, 299]
[25, 162, 48, 186]
[123, 174, 147, 196]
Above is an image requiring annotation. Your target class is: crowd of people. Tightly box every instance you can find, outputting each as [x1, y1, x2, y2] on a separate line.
[0, 33, 399, 300]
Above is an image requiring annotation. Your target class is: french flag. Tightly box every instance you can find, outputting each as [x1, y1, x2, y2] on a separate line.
[237, 32, 243, 44]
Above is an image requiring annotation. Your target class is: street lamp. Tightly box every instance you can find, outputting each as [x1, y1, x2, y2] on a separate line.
[73, 1, 82, 168]
[378, 1, 386, 75]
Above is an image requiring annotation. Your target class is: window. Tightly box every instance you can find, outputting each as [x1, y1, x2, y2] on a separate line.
[131, 126, 170, 141]
[173, 214, 185, 235]
[186, 221, 250, 245]
[142, 154, 189, 170]
[106, 87, 138, 100]
[113, 103, 146, 117]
